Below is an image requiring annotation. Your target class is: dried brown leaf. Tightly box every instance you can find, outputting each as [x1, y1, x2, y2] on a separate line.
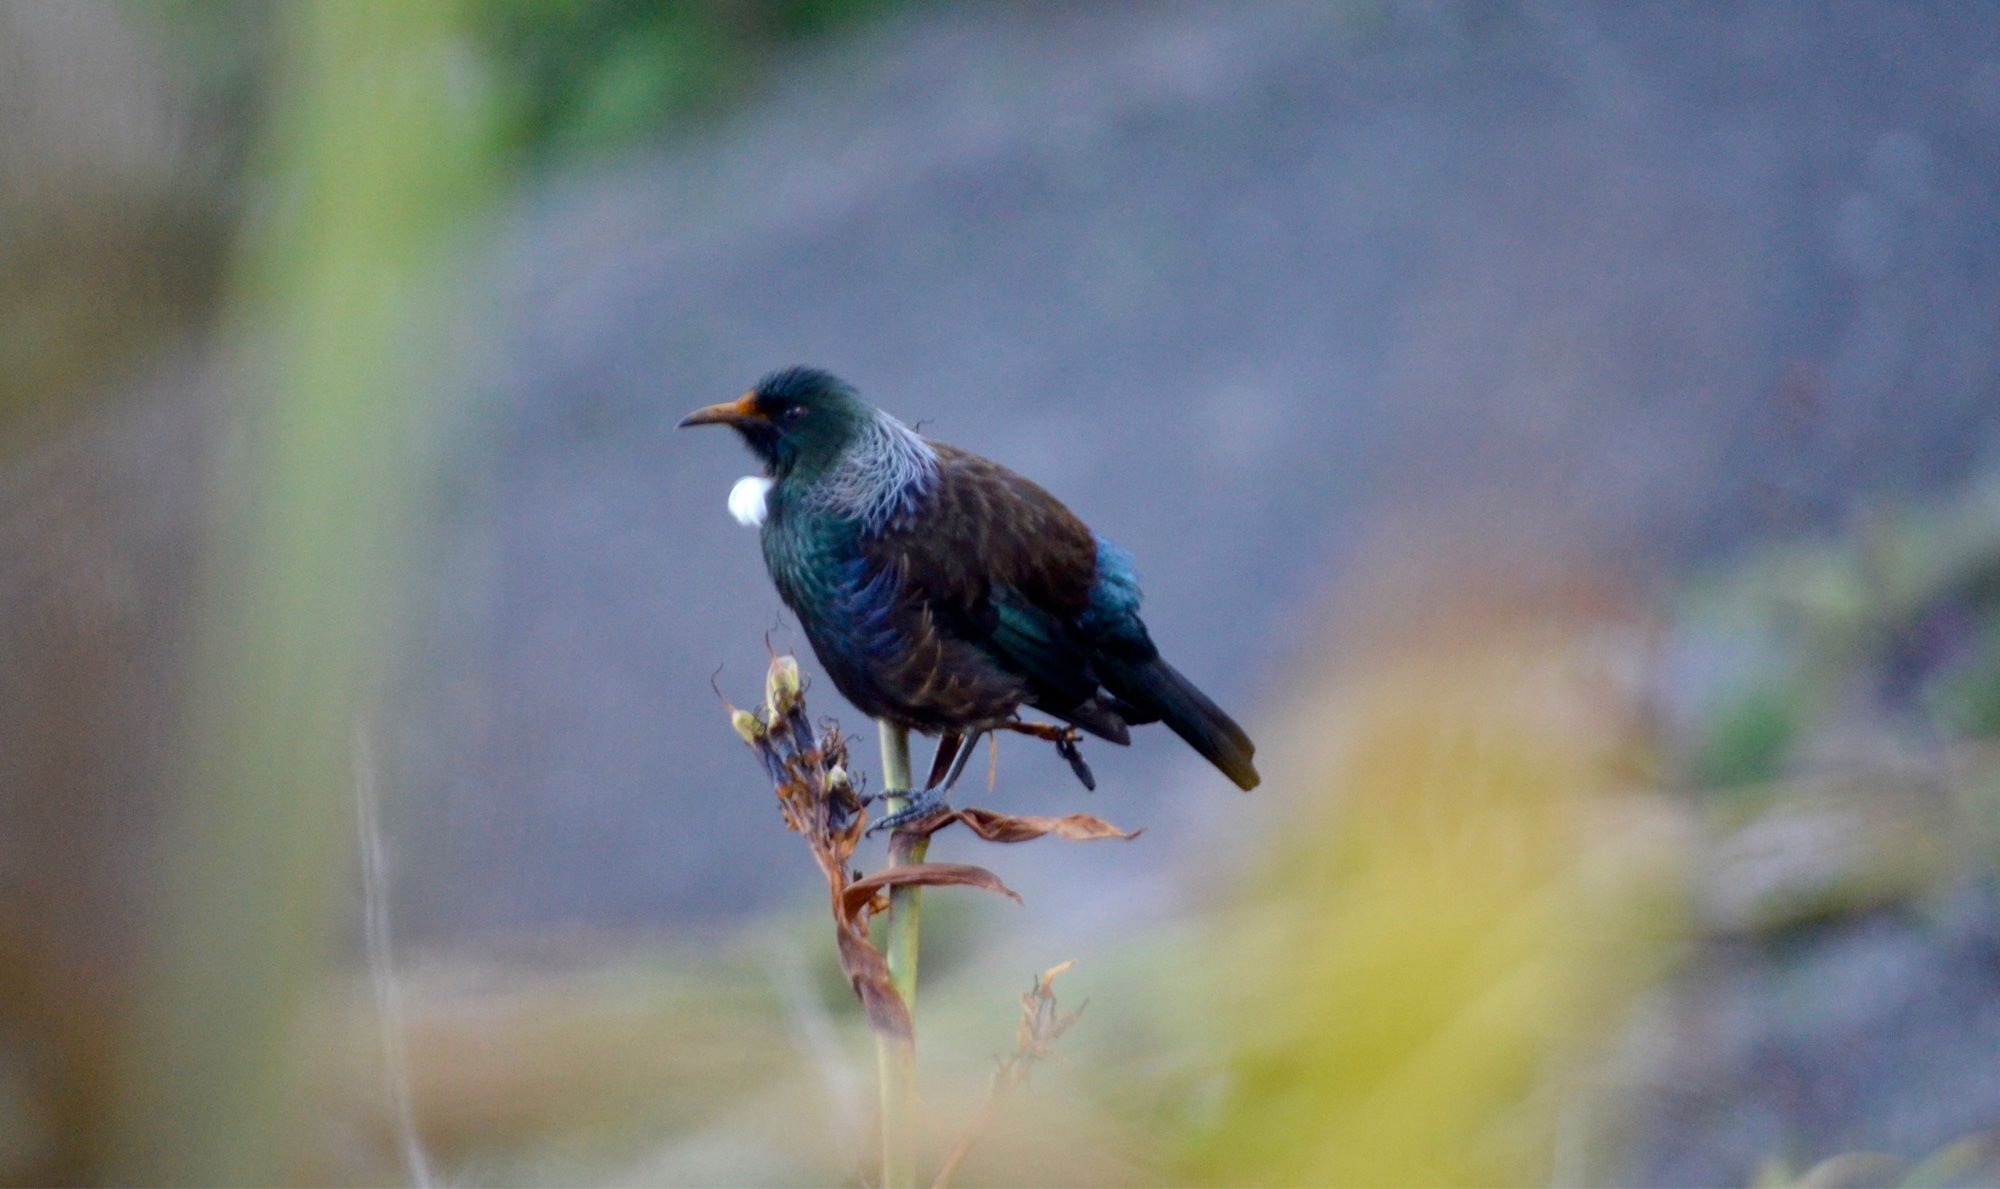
[1017, 960, 1086, 1058]
[829, 864, 1020, 1042]
[938, 808, 1142, 844]
[932, 958, 1087, 1189]
[836, 920, 912, 1040]
[1035, 959, 1076, 988]
[840, 862, 1022, 925]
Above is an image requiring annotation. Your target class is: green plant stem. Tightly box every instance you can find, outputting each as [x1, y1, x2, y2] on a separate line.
[107, 4, 483, 1182]
[874, 719, 921, 1189]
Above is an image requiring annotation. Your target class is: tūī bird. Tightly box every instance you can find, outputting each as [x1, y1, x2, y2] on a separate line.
[681, 367, 1258, 825]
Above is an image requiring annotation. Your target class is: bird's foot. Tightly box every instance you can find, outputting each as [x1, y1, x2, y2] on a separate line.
[1055, 732, 1097, 791]
[866, 786, 951, 836]
[999, 721, 1096, 791]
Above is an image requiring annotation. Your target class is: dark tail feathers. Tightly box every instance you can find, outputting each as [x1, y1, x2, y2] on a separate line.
[1104, 655, 1259, 791]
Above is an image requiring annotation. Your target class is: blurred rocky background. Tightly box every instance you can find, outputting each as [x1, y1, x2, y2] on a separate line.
[3, 0, 1999, 1184]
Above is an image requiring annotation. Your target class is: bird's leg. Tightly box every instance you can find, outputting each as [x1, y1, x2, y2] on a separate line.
[997, 720, 1077, 744]
[941, 729, 986, 791]
[1055, 734, 1096, 791]
[921, 732, 966, 792]
[852, 731, 943, 809]
[868, 728, 991, 837]
[998, 721, 1097, 791]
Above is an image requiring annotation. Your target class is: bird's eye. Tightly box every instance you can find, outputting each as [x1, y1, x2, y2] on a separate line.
[783, 404, 808, 422]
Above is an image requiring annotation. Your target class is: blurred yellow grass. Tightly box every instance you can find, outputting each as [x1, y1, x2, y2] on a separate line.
[1183, 560, 1691, 1186]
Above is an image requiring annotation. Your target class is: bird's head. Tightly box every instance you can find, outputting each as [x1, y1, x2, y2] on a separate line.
[678, 366, 872, 479]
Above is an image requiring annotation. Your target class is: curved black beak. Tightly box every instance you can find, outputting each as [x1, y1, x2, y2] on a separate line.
[678, 392, 764, 429]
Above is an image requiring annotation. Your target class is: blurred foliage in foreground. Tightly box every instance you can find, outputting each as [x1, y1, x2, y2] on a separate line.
[105, 1, 494, 1183]
[286, 494, 2000, 1186]
[139, 0, 900, 168]
[475, 0, 897, 158]
[293, 557, 1692, 1185]
[1174, 569, 1683, 1185]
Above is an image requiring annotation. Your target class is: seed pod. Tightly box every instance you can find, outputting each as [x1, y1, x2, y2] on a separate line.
[766, 654, 803, 719]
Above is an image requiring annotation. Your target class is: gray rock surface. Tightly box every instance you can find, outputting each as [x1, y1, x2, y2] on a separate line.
[1614, 884, 2000, 1186]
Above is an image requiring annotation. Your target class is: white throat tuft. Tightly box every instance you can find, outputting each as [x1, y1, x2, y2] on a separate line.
[728, 475, 772, 527]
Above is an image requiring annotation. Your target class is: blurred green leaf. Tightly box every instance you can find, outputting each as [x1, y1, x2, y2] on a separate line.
[1927, 622, 2000, 738]
[1697, 684, 1802, 789]
[471, 0, 898, 158]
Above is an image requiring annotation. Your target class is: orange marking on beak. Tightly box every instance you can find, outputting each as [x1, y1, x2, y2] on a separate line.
[677, 391, 764, 428]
